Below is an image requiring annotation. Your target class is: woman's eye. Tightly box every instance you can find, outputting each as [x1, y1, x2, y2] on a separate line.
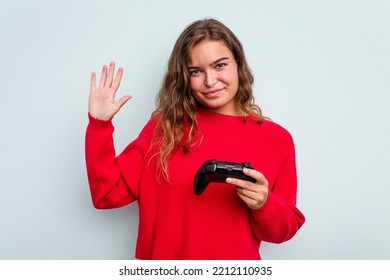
[189, 69, 201, 76]
[215, 63, 226, 69]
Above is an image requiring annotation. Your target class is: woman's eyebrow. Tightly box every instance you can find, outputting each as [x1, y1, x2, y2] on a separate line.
[211, 57, 229, 66]
[188, 57, 229, 69]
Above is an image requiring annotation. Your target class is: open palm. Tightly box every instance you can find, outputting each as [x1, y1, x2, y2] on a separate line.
[89, 61, 131, 121]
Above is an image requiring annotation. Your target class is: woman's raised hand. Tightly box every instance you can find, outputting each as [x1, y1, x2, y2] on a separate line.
[89, 61, 132, 121]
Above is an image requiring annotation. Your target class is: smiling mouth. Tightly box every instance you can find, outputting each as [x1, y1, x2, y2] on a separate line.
[204, 88, 223, 97]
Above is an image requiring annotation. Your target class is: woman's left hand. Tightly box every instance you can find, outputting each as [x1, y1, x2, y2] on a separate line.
[226, 168, 268, 210]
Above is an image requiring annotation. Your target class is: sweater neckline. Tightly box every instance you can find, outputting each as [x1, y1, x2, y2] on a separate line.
[196, 108, 251, 126]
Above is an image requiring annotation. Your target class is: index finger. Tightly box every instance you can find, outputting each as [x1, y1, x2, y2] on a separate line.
[243, 168, 267, 185]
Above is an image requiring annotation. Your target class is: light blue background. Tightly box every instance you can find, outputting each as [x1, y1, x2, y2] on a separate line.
[1, 0, 389, 259]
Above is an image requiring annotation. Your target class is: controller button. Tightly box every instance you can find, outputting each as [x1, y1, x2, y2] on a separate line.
[205, 163, 216, 172]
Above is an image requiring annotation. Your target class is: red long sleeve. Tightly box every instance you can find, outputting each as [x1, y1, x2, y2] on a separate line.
[85, 114, 151, 208]
[249, 140, 305, 243]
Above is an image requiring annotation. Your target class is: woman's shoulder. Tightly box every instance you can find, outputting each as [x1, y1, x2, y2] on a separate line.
[138, 113, 162, 139]
[261, 118, 291, 133]
[258, 118, 295, 145]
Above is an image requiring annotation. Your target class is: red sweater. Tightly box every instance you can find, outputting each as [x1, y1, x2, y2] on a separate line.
[85, 108, 305, 260]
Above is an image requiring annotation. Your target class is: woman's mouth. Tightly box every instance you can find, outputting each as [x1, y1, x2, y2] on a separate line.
[204, 88, 223, 98]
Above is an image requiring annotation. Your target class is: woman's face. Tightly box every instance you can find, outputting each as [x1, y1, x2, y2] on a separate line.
[188, 40, 239, 116]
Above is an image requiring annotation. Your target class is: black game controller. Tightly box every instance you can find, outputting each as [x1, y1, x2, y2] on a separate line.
[193, 160, 256, 195]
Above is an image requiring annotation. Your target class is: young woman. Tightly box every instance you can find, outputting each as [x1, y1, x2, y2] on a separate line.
[86, 18, 305, 260]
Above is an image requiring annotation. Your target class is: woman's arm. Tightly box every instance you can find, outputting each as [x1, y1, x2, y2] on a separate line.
[85, 62, 135, 209]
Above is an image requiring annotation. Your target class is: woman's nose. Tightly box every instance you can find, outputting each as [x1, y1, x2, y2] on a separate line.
[204, 70, 217, 87]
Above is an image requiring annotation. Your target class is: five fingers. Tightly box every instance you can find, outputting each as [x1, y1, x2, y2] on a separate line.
[89, 61, 130, 120]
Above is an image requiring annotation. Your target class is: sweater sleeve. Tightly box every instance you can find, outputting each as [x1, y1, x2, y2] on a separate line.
[249, 136, 305, 244]
[85, 114, 151, 209]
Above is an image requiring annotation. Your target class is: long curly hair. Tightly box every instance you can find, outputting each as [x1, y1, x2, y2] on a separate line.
[152, 18, 264, 182]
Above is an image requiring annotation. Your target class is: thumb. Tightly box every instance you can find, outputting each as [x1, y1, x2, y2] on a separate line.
[116, 95, 132, 110]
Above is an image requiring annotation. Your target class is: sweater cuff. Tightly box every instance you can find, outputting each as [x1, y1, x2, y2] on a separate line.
[88, 113, 113, 128]
[250, 192, 285, 220]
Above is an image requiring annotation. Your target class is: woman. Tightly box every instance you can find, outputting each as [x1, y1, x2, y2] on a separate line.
[86, 18, 305, 259]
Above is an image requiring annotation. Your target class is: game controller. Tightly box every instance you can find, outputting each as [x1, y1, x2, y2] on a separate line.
[193, 160, 256, 195]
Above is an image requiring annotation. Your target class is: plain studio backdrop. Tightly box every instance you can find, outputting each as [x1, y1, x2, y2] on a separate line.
[1, 0, 389, 260]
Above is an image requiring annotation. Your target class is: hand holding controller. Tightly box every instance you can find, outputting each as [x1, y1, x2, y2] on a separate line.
[193, 160, 256, 195]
